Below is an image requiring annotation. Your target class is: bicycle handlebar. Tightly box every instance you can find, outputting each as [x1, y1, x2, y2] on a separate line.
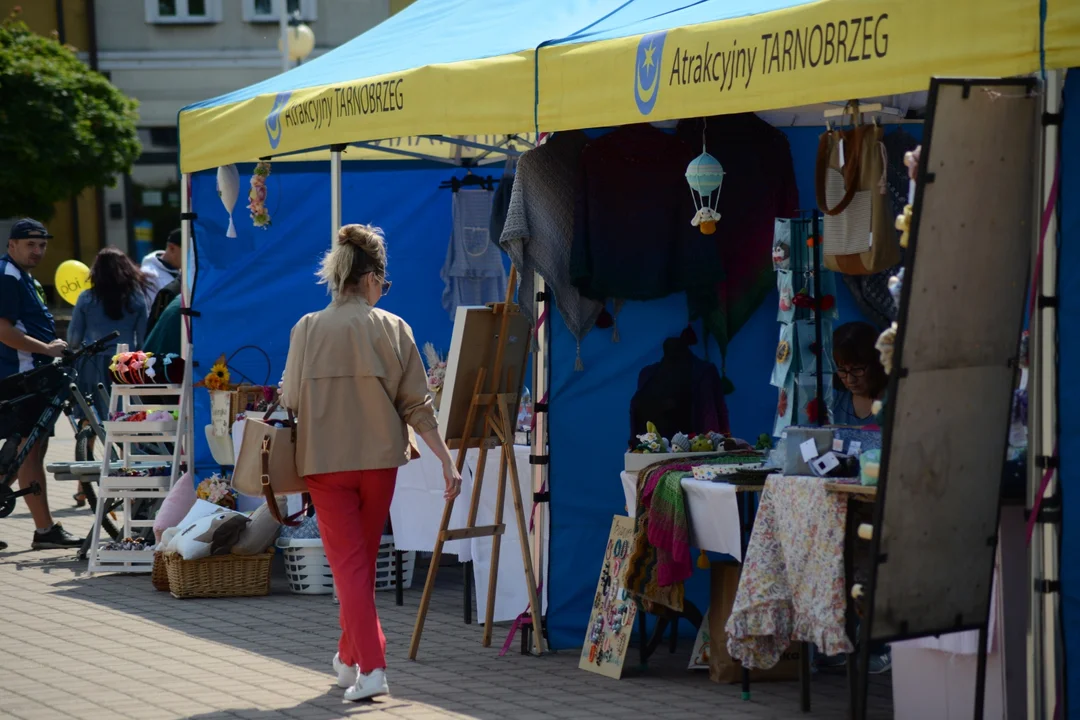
[60, 331, 121, 365]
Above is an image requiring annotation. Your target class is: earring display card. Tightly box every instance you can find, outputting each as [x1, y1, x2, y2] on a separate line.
[773, 373, 795, 438]
[771, 322, 795, 388]
[777, 270, 795, 324]
[796, 318, 833, 375]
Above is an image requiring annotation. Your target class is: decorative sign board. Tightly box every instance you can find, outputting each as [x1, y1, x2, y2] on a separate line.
[579, 515, 639, 679]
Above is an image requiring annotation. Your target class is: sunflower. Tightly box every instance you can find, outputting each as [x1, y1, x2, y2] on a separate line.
[200, 354, 231, 391]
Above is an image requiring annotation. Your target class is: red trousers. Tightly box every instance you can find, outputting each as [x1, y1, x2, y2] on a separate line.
[306, 468, 397, 673]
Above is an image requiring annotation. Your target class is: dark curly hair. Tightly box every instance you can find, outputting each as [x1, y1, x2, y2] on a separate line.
[89, 247, 149, 321]
[833, 321, 888, 398]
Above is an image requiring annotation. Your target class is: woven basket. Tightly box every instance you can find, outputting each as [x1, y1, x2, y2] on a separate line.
[163, 551, 273, 599]
[152, 552, 170, 592]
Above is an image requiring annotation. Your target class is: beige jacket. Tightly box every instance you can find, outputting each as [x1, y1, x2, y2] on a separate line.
[280, 296, 437, 477]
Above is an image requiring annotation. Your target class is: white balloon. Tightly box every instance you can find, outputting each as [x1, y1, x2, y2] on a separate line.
[216, 164, 240, 238]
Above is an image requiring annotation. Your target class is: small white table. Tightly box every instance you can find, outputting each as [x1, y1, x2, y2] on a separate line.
[620, 471, 744, 562]
[391, 439, 545, 622]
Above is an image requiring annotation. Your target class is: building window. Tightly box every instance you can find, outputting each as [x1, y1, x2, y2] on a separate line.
[145, 0, 222, 24]
[243, 0, 317, 22]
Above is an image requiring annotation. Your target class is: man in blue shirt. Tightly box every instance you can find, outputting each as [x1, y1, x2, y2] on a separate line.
[0, 219, 81, 550]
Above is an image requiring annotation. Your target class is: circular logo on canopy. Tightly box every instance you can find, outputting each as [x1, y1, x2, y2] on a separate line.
[634, 32, 667, 116]
[265, 92, 292, 150]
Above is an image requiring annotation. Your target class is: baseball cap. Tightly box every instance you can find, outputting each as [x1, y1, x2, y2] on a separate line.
[9, 218, 53, 240]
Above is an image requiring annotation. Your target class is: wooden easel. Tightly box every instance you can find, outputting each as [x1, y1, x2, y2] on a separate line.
[409, 267, 546, 658]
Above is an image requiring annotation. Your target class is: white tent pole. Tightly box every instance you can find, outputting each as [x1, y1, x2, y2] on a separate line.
[179, 172, 196, 480]
[330, 145, 343, 242]
[1028, 67, 1064, 720]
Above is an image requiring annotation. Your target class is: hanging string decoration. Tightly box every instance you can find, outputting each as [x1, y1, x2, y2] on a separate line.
[685, 151, 725, 234]
[216, 164, 240, 238]
[249, 161, 272, 229]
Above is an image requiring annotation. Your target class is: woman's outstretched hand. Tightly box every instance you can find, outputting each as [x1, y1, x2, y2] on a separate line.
[442, 459, 462, 501]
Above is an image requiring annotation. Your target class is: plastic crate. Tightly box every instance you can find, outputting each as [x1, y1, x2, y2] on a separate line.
[330, 536, 415, 603]
[375, 535, 415, 592]
[283, 535, 415, 598]
[277, 538, 334, 595]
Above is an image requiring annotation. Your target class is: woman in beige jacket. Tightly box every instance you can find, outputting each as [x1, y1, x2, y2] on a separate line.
[281, 224, 461, 702]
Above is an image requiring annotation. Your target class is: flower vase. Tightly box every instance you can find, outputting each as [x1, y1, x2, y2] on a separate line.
[433, 388, 443, 412]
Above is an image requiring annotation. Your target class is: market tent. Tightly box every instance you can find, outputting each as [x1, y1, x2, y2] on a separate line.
[177, 0, 625, 173]
[178, 0, 1079, 174]
[537, 0, 1080, 131]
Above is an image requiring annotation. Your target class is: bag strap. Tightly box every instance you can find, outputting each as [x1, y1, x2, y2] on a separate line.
[816, 127, 867, 217]
[816, 100, 868, 217]
[259, 435, 306, 527]
[262, 401, 298, 443]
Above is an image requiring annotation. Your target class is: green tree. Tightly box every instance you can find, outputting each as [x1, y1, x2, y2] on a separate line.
[0, 9, 140, 220]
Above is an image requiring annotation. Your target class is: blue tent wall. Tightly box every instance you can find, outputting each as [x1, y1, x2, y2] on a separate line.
[544, 125, 922, 649]
[189, 163, 458, 477]
[1058, 70, 1079, 719]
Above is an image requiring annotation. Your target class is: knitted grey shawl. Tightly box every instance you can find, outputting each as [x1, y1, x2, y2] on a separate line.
[498, 131, 602, 344]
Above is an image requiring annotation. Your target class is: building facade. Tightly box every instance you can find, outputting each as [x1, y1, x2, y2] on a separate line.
[98, 0, 391, 257]
[1, 0, 393, 287]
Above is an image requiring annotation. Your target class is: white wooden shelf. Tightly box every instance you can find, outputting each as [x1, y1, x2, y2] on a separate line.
[87, 367, 190, 576]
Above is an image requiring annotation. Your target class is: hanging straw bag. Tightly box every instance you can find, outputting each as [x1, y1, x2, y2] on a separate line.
[232, 403, 307, 526]
[815, 103, 899, 275]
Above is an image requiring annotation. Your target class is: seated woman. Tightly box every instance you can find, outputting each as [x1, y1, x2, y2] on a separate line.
[831, 321, 887, 427]
[817, 321, 891, 674]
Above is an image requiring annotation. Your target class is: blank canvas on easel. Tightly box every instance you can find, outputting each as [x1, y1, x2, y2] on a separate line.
[438, 305, 531, 444]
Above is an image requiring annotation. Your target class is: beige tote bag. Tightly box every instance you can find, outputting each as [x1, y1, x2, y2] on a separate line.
[233, 404, 307, 526]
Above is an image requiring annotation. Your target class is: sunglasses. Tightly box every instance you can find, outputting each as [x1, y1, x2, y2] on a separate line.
[836, 365, 868, 378]
[363, 272, 392, 296]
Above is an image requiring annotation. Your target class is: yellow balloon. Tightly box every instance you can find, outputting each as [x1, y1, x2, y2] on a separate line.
[55, 260, 92, 305]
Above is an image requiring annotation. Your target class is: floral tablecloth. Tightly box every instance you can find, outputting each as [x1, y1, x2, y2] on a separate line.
[725, 474, 854, 668]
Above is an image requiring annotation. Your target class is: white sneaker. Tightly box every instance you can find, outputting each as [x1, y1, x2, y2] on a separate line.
[332, 653, 357, 689]
[344, 668, 389, 701]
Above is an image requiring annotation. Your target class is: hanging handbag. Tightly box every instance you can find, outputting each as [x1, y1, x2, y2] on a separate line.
[232, 402, 307, 526]
[815, 103, 899, 275]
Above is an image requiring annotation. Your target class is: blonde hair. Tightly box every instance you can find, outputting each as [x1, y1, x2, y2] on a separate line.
[317, 223, 387, 297]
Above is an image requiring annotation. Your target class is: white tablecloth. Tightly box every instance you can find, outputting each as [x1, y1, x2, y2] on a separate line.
[391, 439, 546, 622]
[620, 471, 744, 562]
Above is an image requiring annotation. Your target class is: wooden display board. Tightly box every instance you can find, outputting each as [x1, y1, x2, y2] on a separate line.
[579, 515, 638, 679]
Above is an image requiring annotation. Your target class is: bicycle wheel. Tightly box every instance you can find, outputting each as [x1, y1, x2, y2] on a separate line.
[75, 425, 120, 542]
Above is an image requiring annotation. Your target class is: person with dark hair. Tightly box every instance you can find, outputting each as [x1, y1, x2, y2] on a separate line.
[817, 320, 892, 674]
[68, 247, 150, 424]
[831, 321, 888, 426]
[141, 228, 181, 302]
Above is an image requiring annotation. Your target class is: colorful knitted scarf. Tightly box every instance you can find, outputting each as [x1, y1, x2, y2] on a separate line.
[647, 471, 693, 587]
[625, 461, 696, 612]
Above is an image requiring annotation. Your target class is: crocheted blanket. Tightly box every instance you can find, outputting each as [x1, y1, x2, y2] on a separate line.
[725, 475, 854, 669]
[498, 132, 603, 345]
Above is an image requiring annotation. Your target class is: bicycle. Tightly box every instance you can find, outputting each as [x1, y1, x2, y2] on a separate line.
[0, 331, 120, 518]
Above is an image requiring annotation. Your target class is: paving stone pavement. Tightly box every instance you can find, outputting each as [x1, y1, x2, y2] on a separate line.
[0, 423, 892, 720]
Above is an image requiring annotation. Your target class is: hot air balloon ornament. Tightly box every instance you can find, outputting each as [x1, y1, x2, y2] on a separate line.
[216, 164, 240, 238]
[685, 150, 725, 235]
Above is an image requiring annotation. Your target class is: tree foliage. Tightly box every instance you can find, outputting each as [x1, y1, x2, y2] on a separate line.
[0, 10, 140, 219]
